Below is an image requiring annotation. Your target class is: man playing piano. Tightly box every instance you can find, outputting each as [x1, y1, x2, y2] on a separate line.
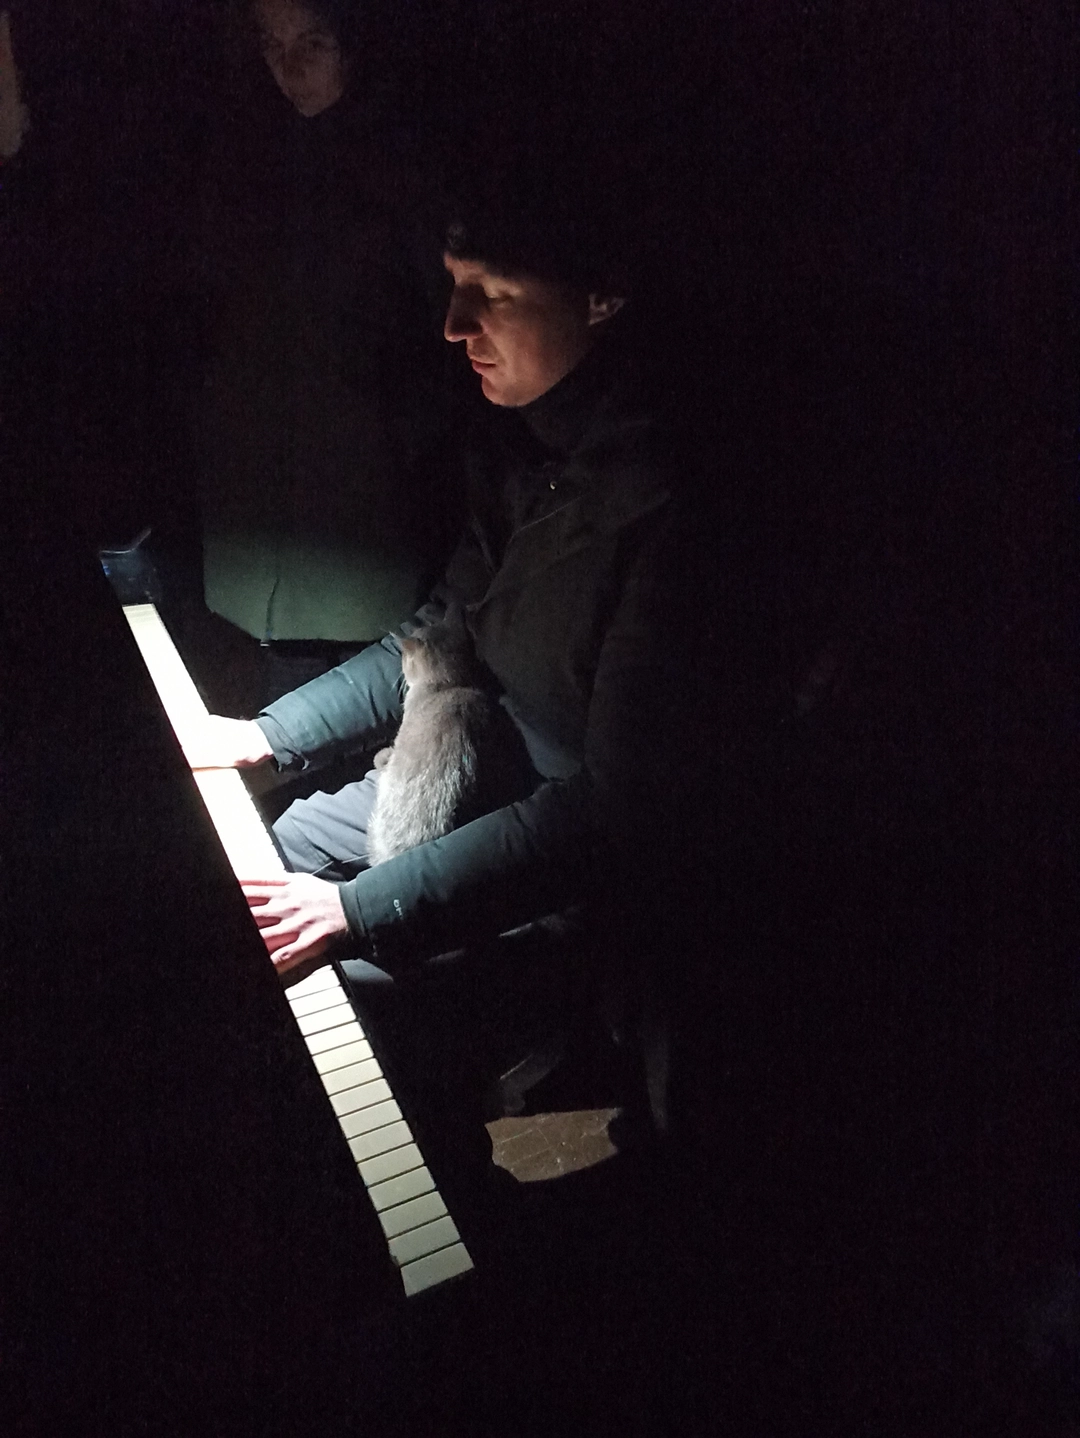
[185, 176, 700, 1214]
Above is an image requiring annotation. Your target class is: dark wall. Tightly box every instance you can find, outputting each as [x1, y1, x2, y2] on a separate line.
[3, 1, 1075, 1427]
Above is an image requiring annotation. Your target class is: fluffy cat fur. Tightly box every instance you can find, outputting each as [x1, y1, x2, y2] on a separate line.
[366, 616, 496, 866]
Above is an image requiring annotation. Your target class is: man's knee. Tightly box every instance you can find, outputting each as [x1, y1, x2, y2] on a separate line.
[271, 777, 378, 880]
[272, 803, 368, 881]
[272, 803, 325, 874]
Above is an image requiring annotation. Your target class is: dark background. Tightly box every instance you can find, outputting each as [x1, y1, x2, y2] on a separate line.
[2, 1, 1076, 1432]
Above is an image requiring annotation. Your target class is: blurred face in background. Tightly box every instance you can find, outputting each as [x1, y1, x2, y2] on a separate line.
[0, 11, 30, 160]
[254, 0, 346, 117]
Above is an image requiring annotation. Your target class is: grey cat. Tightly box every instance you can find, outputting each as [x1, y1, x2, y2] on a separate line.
[366, 616, 498, 866]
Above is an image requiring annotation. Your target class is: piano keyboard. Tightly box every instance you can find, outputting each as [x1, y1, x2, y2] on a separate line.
[121, 603, 474, 1298]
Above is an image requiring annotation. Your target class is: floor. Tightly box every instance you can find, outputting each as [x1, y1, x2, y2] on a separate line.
[488, 1105, 620, 1182]
[484, 985, 643, 1184]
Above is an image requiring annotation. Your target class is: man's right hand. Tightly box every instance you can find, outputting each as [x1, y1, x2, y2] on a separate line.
[181, 715, 275, 770]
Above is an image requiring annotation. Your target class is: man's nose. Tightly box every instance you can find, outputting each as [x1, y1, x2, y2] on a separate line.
[444, 292, 482, 342]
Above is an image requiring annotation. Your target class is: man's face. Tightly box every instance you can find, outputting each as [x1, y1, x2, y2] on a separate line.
[443, 255, 619, 408]
[255, 0, 346, 117]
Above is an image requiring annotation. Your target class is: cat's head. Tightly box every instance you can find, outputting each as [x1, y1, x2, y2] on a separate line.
[400, 613, 479, 689]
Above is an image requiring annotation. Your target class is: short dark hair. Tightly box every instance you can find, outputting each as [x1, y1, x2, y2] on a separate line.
[444, 169, 635, 296]
[293, 0, 365, 53]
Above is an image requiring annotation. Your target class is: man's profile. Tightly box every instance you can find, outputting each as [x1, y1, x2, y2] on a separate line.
[186, 177, 697, 1221]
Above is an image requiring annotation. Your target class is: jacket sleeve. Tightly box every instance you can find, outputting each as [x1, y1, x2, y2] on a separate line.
[336, 506, 692, 972]
[253, 519, 493, 772]
[254, 633, 408, 772]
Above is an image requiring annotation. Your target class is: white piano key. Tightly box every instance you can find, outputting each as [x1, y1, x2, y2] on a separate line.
[377, 1190, 448, 1240]
[322, 1056, 382, 1095]
[326, 1064, 386, 1106]
[287, 986, 354, 1019]
[312, 1039, 373, 1076]
[287, 966, 343, 999]
[401, 1243, 474, 1297]
[387, 1215, 462, 1269]
[332, 1079, 393, 1119]
[294, 1003, 357, 1038]
[347, 1120, 412, 1166]
[332, 1075, 394, 1115]
[367, 1163, 436, 1213]
[304, 1020, 365, 1056]
[359, 1143, 425, 1189]
[194, 772, 284, 871]
[121, 603, 474, 1295]
[122, 604, 208, 731]
[339, 1098, 402, 1140]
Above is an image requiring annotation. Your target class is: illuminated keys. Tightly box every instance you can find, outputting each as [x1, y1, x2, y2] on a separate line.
[122, 604, 474, 1296]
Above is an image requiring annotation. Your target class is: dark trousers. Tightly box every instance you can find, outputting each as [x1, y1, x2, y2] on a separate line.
[256, 641, 368, 710]
[273, 769, 383, 888]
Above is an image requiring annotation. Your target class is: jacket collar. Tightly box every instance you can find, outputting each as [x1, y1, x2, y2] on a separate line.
[508, 325, 672, 529]
[515, 329, 625, 456]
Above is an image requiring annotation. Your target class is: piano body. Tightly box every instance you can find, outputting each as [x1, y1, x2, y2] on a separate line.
[2, 544, 469, 1430]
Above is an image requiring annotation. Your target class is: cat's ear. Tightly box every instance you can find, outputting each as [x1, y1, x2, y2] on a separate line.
[400, 636, 418, 657]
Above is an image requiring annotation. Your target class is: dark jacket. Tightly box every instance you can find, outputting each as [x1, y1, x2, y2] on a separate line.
[197, 90, 457, 643]
[256, 334, 698, 971]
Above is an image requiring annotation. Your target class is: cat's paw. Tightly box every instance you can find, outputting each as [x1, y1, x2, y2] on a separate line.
[373, 747, 393, 769]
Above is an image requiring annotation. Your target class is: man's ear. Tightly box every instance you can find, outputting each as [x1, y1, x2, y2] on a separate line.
[587, 294, 627, 326]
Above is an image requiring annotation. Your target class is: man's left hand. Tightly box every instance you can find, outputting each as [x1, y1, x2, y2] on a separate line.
[240, 873, 349, 974]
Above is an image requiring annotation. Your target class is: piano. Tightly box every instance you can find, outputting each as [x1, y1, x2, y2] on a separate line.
[2, 546, 469, 1428]
[120, 602, 474, 1300]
